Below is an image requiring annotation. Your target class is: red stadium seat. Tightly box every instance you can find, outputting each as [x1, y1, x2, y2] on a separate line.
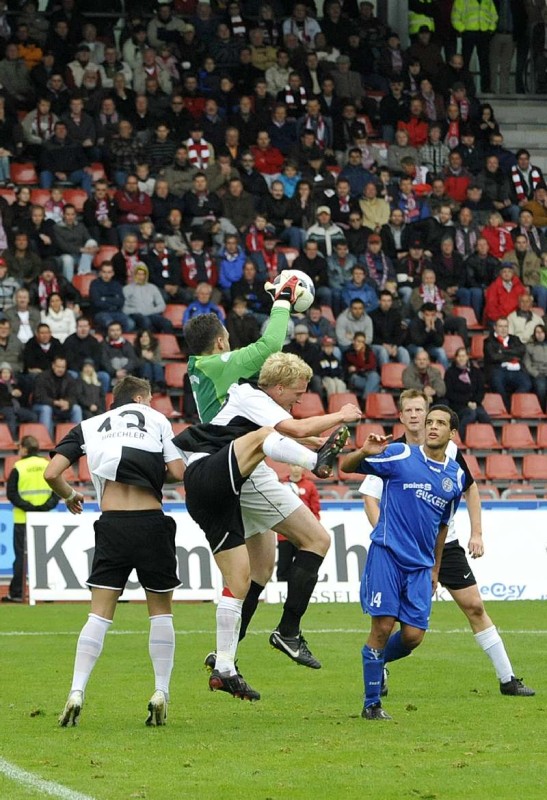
[464, 423, 501, 451]
[292, 392, 325, 419]
[93, 246, 119, 268]
[150, 394, 182, 418]
[171, 422, 190, 436]
[157, 334, 181, 360]
[484, 454, 521, 482]
[0, 424, 17, 452]
[443, 334, 466, 360]
[337, 455, 364, 482]
[477, 484, 500, 500]
[364, 393, 398, 419]
[165, 361, 188, 390]
[62, 188, 87, 213]
[452, 305, 483, 329]
[431, 362, 445, 378]
[89, 162, 107, 182]
[72, 273, 97, 298]
[277, 247, 299, 267]
[327, 392, 360, 414]
[501, 424, 537, 451]
[77, 457, 92, 483]
[320, 305, 335, 324]
[10, 162, 38, 185]
[55, 422, 76, 445]
[537, 425, 547, 449]
[380, 363, 405, 390]
[1, 454, 20, 481]
[18, 424, 54, 451]
[391, 422, 405, 439]
[470, 334, 486, 361]
[463, 453, 485, 481]
[30, 188, 51, 205]
[511, 394, 547, 420]
[482, 393, 510, 419]
[0, 187, 16, 204]
[355, 423, 386, 448]
[162, 304, 185, 329]
[522, 454, 547, 481]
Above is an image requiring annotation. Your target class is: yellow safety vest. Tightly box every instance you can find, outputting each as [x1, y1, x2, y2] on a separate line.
[12, 455, 52, 524]
[409, 0, 435, 35]
[451, 0, 498, 33]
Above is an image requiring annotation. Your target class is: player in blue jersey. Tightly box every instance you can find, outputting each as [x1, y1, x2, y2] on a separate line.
[341, 405, 467, 720]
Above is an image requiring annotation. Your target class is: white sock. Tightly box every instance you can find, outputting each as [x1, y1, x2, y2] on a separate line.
[474, 625, 514, 683]
[262, 431, 317, 470]
[149, 614, 175, 698]
[215, 596, 243, 676]
[71, 613, 112, 693]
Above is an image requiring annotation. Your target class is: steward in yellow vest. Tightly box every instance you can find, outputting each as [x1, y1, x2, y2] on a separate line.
[2, 435, 58, 603]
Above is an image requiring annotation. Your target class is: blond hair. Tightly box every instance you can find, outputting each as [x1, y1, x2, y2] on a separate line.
[398, 388, 429, 412]
[258, 352, 313, 389]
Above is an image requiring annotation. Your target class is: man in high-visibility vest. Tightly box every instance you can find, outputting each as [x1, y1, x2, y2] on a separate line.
[451, 0, 499, 93]
[2, 435, 59, 603]
[409, 0, 435, 38]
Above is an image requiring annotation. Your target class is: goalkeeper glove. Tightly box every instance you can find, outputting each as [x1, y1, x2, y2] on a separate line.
[265, 274, 304, 306]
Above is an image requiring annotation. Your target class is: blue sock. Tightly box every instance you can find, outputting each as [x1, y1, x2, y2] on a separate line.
[384, 630, 413, 664]
[362, 644, 385, 708]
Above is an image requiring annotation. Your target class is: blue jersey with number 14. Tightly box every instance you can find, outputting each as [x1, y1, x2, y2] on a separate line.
[357, 443, 467, 570]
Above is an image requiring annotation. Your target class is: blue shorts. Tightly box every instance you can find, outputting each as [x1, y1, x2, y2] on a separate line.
[360, 542, 432, 630]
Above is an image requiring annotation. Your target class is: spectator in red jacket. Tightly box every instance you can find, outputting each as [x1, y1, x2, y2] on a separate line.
[250, 130, 284, 186]
[277, 464, 321, 581]
[397, 97, 429, 149]
[481, 211, 515, 260]
[484, 263, 527, 324]
[114, 173, 153, 243]
[442, 150, 471, 204]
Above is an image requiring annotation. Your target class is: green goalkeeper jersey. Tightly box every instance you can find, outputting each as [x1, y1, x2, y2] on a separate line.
[188, 305, 290, 423]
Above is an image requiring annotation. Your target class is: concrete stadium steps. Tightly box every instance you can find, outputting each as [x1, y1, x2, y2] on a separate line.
[481, 94, 547, 171]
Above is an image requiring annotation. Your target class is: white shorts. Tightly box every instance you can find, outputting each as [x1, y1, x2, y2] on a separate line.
[240, 462, 302, 539]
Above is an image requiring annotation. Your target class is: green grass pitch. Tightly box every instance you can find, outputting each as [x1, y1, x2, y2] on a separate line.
[0, 601, 545, 800]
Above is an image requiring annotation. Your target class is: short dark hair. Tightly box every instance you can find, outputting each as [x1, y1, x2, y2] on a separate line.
[21, 435, 40, 455]
[428, 404, 459, 432]
[421, 302, 437, 313]
[184, 313, 225, 355]
[112, 376, 151, 408]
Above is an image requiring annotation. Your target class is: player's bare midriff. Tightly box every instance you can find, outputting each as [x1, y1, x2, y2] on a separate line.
[101, 481, 162, 512]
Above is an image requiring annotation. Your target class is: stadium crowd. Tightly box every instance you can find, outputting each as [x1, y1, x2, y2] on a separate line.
[0, 0, 545, 448]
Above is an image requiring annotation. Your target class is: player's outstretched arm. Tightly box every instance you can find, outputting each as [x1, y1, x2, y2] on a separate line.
[164, 459, 184, 484]
[340, 434, 392, 474]
[276, 402, 361, 439]
[44, 454, 84, 515]
[464, 482, 484, 559]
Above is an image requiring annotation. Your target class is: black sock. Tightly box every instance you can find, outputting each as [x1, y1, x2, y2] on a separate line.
[278, 550, 324, 638]
[239, 580, 264, 642]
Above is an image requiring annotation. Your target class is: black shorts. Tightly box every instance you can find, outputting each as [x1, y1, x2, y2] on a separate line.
[184, 441, 247, 554]
[87, 510, 180, 593]
[438, 541, 477, 591]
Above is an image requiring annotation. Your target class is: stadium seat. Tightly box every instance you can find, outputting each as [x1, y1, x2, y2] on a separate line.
[10, 162, 38, 185]
[55, 422, 76, 445]
[482, 393, 510, 419]
[89, 162, 107, 181]
[470, 335, 486, 361]
[364, 393, 398, 420]
[464, 423, 501, 451]
[337, 455, 364, 482]
[150, 394, 182, 418]
[0, 424, 17, 452]
[477, 484, 500, 500]
[77, 457, 91, 483]
[163, 304, 185, 329]
[532, 306, 545, 318]
[0, 187, 16, 204]
[157, 333, 181, 360]
[391, 422, 405, 439]
[501, 484, 543, 500]
[93, 246, 119, 268]
[522, 454, 547, 481]
[292, 392, 325, 419]
[355, 423, 386, 448]
[443, 334, 466, 360]
[18, 424, 54, 451]
[1, 454, 20, 481]
[485, 454, 521, 482]
[277, 247, 299, 267]
[326, 165, 341, 176]
[501, 424, 537, 451]
[431, 362, 445, 378]
[452, 305, 483, 329]
[511, 394, 547, 420]
[537, 425, 547, 449]
[165, 361, 188, 391]
[62, 188, 87, 212]
[171, 421, 190, 436]
[380, 363, 405, 390]
[327, 392, 360, 414]
[463, 453, 485, 481]
[320, 305, 335, 324]
[105, 392, 113, 409]
[30, 188, 51, 205]
[72, 273, 97, 298]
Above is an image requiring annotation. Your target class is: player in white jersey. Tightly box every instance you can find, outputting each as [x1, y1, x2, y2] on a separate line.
[45, 376, 184, 727]
[175, 353, 361, 699]
[360, 388, 534, 699]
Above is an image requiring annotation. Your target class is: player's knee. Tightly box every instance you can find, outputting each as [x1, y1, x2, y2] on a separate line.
[464, 598, 486, 622]
[401, 628, 425, 650]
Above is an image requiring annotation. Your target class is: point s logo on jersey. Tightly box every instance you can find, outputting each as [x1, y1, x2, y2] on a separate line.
[402, 482, 448, 510]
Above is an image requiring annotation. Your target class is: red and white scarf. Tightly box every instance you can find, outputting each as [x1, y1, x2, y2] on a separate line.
[282, 85, 307, 108]
[511, 165, 543, 202]
[303, 114, 326, 148]
[32, 110, 55, 141]
[364, 251, 390, 289]
[186, 137, 211, 168]
[419, 283, 445, 313]
[183, 251, 214, 283]
[444, 120, 460, 150]
[38, 275, 60, 311]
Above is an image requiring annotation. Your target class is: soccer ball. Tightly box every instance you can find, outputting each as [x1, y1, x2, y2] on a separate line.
[272, 269, 316, 312]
